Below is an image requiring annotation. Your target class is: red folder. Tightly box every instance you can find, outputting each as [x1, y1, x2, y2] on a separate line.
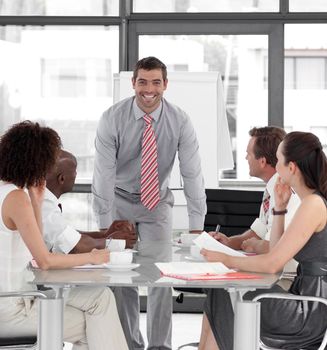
[162, 272, 263, 281]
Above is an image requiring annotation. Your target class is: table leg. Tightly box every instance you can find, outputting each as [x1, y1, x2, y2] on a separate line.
[38, 289, 64, 350]
[233, 292, 261, 350]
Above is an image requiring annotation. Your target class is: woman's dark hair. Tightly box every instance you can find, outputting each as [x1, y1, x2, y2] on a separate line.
[133, 56, 167, 81]
[0, 120, 61, 188]
[249, 126, 286, 167]
[282, 131, 327, 198]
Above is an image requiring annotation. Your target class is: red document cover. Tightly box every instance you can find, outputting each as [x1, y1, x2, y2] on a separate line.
[162, 272, 263, 281]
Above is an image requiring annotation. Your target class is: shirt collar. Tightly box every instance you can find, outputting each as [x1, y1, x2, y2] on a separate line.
[266, 172, 278, 196]
[133, 98, 162, 122]
[44, 187, 59, 204]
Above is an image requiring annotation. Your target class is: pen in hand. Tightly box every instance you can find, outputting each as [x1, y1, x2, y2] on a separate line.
[215, 224, 221, 233]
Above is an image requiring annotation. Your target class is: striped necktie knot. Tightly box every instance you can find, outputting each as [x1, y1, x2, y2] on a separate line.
[140, 114, 160, 211]
[143, 114, 152, 125]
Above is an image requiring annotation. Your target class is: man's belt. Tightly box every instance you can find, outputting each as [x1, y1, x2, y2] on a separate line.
[115, 187, 141, 203]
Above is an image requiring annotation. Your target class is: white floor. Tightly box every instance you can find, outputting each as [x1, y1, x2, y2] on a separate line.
[140, 312, 202, 350]
[64, 312, 202, 350]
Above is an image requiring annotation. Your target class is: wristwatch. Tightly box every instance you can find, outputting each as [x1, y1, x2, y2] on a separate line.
[272, 207, 288, 215]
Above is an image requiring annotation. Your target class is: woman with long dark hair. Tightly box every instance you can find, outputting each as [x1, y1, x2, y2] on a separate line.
[199, 131, 327, 349]
[0, 121, 128, 349]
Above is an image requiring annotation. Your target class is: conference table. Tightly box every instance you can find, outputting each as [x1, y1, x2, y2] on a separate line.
[29, 240, 281, 350]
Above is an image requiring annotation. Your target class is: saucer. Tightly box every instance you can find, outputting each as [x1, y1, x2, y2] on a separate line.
[104, 263, 140, 272]
[124, 249, 138, 253]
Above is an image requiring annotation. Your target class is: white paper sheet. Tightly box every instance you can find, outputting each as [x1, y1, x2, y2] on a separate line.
[155, 262, 234, 275]
[193, 232, 246, 257]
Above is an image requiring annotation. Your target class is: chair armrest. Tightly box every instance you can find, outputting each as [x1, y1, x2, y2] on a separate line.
[253, 293, 327, 350]
[253, 292, 327, 307]
[0, 291, 48, 299]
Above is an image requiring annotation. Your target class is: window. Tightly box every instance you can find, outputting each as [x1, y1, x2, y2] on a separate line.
[1, 1, 327, 187]
[133, 0, 278, 13]
[289, 0, 327, 12]
[0, 26, 119, 178]
[284, 24, 327, 148]
[0, 0, 119, 16]
[139, 34, 269, 180]
[310, 127, 327, 154]
[42, 58, 112, 98]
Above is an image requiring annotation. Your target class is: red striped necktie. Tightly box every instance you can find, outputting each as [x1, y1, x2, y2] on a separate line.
[140, 114, 160, 211]
[262, 189, 270, 224]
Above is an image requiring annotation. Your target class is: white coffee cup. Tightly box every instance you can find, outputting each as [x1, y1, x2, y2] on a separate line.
[106, 239, 126, 252]
[180, 233, 200, 246]
[190, 245, 204, 260]
[110, 251, 133, 265]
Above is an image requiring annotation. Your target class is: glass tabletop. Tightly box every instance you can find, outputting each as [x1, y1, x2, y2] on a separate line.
[28, 241, 281, 289]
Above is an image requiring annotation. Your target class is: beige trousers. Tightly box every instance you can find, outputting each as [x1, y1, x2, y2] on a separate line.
[0, 287, 128, 350]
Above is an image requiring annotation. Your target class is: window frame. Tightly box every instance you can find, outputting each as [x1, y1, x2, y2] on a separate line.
[1, 0, 327, 186]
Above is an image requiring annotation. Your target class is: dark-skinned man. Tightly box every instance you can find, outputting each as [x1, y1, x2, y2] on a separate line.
[42, 149, 137, 254]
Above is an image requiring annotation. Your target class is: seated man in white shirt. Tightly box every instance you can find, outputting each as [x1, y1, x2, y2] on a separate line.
[213, 127, 300, 255]
[43, 149, 137, 254]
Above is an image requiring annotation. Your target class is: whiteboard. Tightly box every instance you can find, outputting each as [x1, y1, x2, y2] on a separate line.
[113, 71, 233, 189]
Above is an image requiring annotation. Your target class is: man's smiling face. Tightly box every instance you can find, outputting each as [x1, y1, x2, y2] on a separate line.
[132, 68, 168, 114]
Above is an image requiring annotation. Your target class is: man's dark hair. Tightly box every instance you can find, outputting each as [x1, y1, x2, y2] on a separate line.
[132, 56, 167, 81]
[0, 120, 62, 188]
[249, 126, 286, 167]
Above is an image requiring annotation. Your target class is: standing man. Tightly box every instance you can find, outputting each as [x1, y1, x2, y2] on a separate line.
[43, 149, 137, 254]
[92, 56, 206, 349]
[213, 126, 300, 255]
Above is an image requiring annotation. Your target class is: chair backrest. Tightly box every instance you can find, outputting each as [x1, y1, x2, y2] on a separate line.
[0, 291, 46, 350]
[0, 337, 37, 349]
[253, 293, 327, 350]
[204, 188, 263, 237]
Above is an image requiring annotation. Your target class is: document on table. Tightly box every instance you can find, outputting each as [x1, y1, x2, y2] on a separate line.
[156, 261, 234, 275]
[193, 232, 246, 257]
[155, 262, 262, 281]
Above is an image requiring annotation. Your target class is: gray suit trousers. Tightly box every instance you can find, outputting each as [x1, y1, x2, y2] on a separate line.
[113, 189, 174, 350]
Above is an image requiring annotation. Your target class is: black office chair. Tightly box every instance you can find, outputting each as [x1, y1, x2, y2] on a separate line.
[0, 339, 37, 350]
[253, 293, 327, 350]
[176, 188, 262, 298]
[175, 188, 264, 350]
[204, 188, 263, 236]
[0, 291, 47, 350]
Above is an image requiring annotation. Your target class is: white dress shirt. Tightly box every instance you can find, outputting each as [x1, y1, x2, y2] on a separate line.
[42, 188, 81, 254]
[250, 173, 301, 240]
[92, 97, 207, 230]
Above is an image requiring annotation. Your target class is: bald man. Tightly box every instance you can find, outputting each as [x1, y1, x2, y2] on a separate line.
[42, 150, 137, 254]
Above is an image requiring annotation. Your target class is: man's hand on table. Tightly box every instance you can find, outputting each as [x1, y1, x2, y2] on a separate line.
[241, 237, 269, 254]
[100, 220, 137, 249]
